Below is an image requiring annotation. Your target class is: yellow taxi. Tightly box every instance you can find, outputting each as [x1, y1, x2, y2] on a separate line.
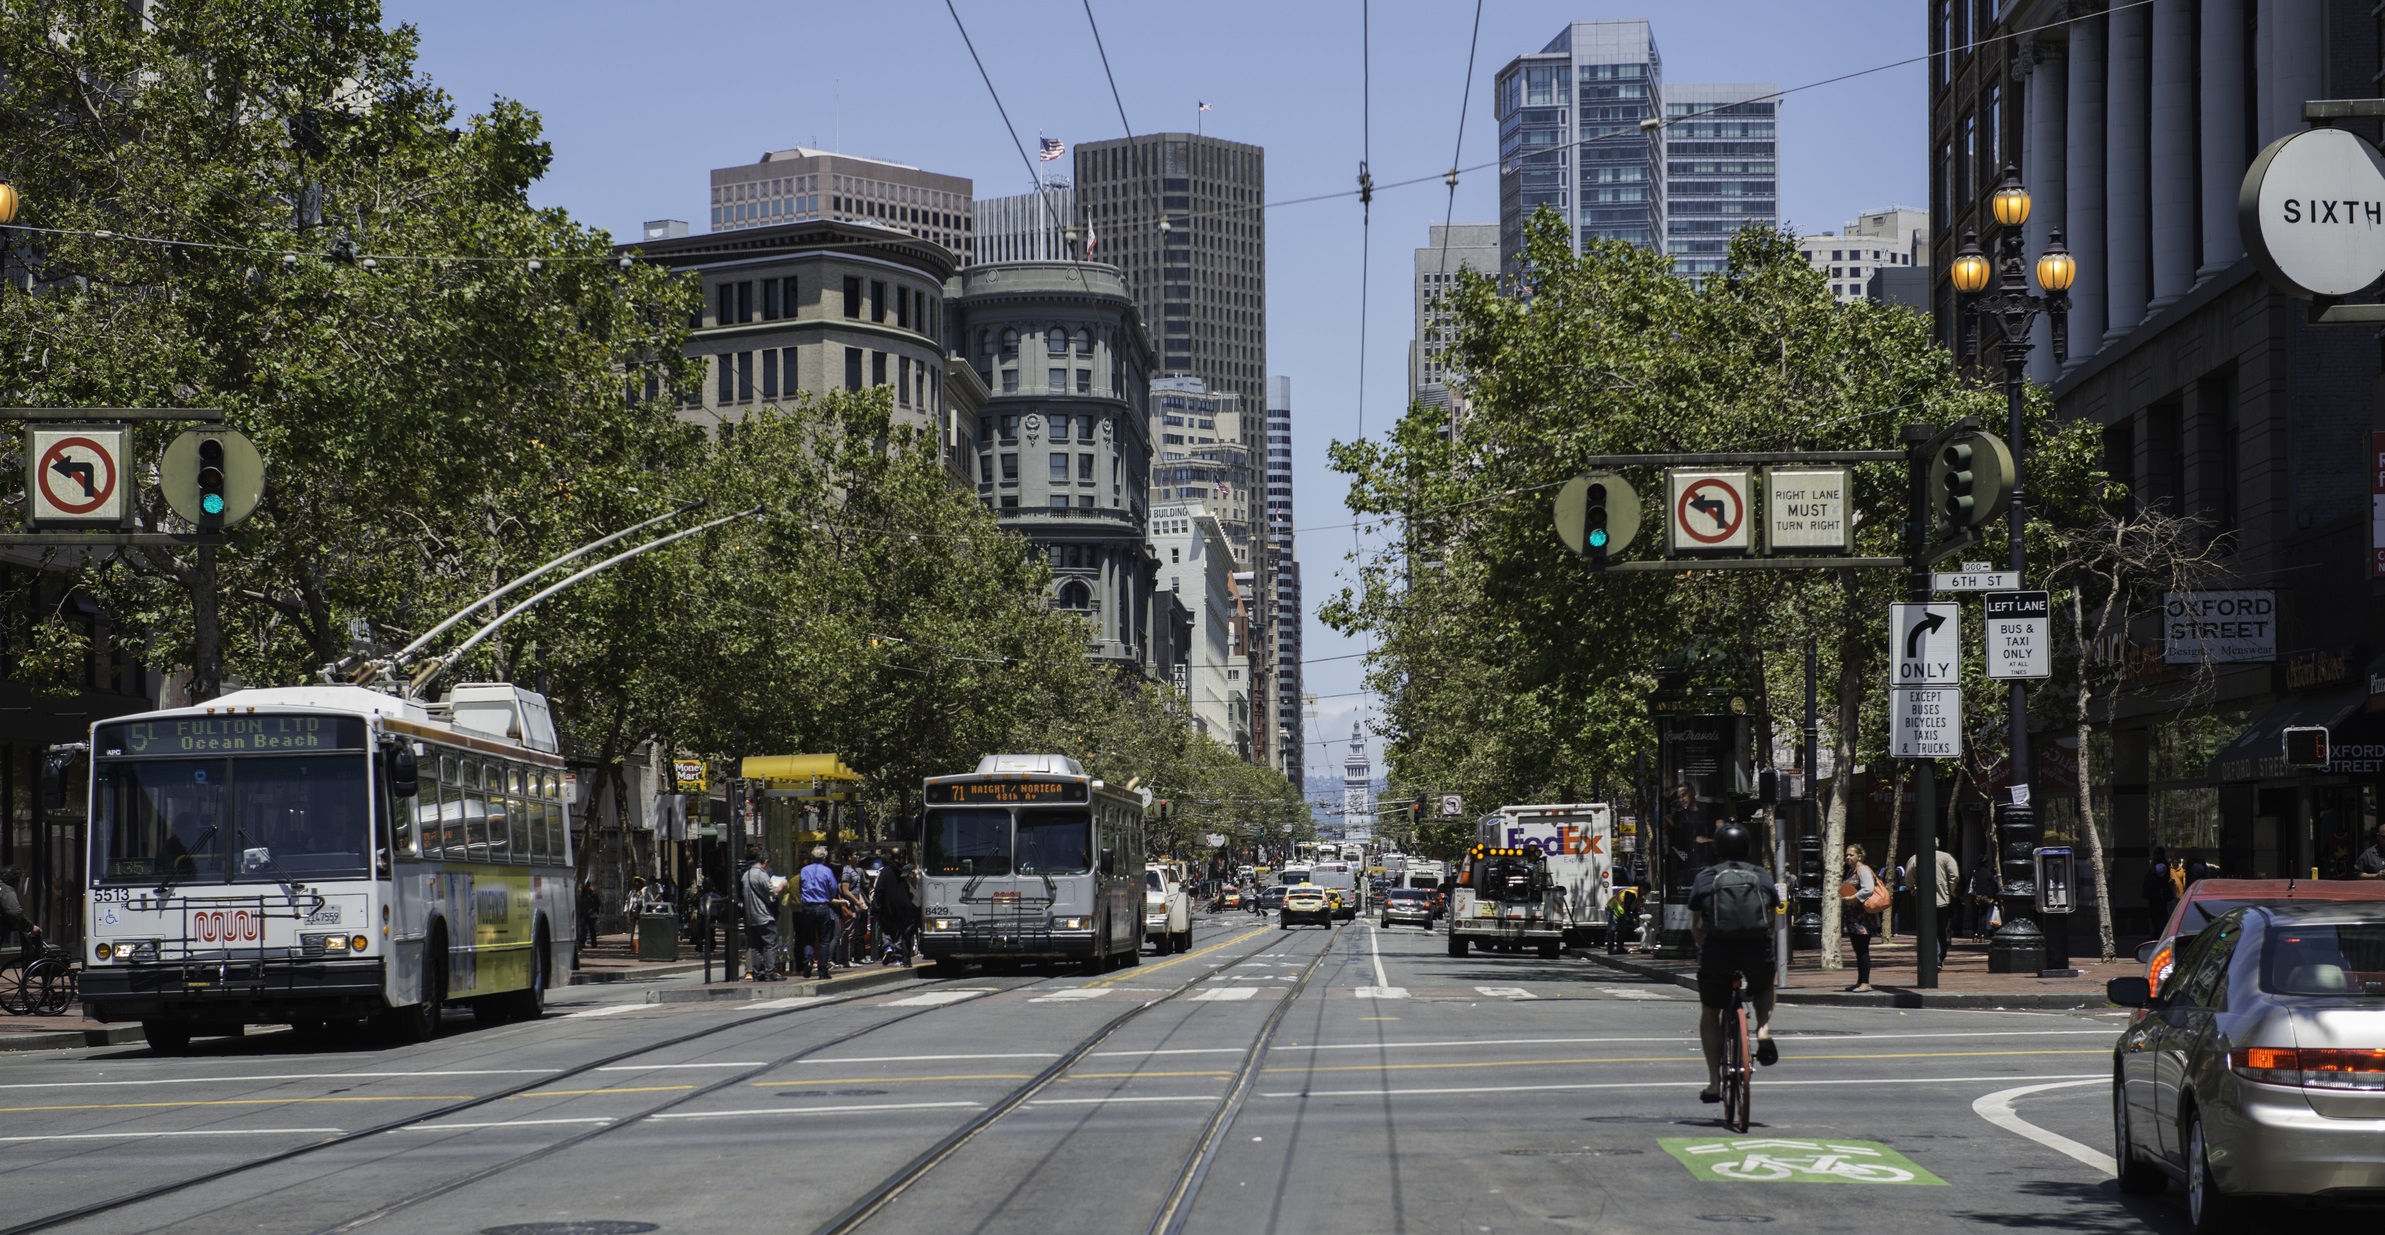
[1280, 881, 1333, 929]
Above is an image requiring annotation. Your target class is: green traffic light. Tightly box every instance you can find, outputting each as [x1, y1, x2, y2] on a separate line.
[201, 493, 225, 515]
[1587, 527, 1609, 548]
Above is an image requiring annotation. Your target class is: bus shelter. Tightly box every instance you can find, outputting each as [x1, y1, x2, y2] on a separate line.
[739, 754, 863, 876]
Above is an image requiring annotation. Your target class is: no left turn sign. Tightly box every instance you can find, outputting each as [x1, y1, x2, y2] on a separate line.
[26, 426, 131, 526]
[1667, 469, 1752, 553]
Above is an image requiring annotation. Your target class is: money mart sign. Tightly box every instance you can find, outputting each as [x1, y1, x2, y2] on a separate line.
[2163, 590, 2277, 665]
[2241, 126, 2385, 298]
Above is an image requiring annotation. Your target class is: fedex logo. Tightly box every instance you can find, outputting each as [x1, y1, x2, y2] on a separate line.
[1503, 823, 1605, 857]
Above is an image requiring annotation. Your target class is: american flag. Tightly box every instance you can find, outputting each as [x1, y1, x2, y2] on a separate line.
[1198, 101, 1213, 112]
[1039, 137, 1066, 162]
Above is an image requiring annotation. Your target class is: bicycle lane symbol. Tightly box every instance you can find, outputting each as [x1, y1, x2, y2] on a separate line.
[1658, 1138, 1947, 1185]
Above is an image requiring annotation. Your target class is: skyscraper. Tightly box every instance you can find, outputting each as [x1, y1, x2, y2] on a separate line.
[1410, 223, 1499, 406]
[974, 185, 1076, 263]
[1495, 20, 1664, 274]
[1492, 23, 1779, 283]
[1662, 84, 1780, 283]
[1072, 135, 1267, 415]
[1266, 377, 1303, 788]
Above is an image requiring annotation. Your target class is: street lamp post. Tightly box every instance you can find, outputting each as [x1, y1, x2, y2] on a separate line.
[1950, 166, 2078, 977]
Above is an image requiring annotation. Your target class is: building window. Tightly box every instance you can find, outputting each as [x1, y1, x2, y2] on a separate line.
[979, 454, 994, 483]
[897, 356, 910, 406]
[1001, 495, 1019, 511]
[1076, 368, 1091, 395]
[735, 351, 753, 401]
[1079, 494, 1095, 509]
[716, 354, 733, 404]
[1047, 329, 1068, 357]
[1046, 367, 1065, 393]
[1052, 417, 1070, 442]
[897, 289, 911, 331]
[761, 348, 778, 400]
[1078, 452, 1094, 480]
[1000, 453, 1019, 481]
[1051, 495, 1070, 510]
[783, 276, 799, 316]
[871, 280, 887, 323]
[763, 279, 781, 321]
[872, 351, 887, 387]
[844, 277, 862, 319]
[844, 347, 863, 391]
[1002, 368, 1019, 394]
[1050, 452, 1069, 482]
[1001, 414, 1019, 441]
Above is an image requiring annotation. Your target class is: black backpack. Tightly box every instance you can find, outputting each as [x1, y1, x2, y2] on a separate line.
[1706, 863, 1769, 938]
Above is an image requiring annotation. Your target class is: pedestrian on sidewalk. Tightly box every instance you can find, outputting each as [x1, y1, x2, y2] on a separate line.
[576, 879, 600, 948]
[2356, 824, 2385, 880]
[0, 867, 41, 965]
[1904, 847, 1960, 967]
[1838, 845, 1880, 993]
[2141, 848, 2177, 933]
[798, 846, 841, 980]
[873, 857, 918, 966]
[741, 848, 782, 981]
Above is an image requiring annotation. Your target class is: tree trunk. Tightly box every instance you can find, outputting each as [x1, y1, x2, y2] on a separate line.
[2072, 589, 2116, 961]
[1882, 764, 1907, 942]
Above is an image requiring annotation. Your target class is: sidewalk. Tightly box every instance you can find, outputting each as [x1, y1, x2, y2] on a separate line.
[568, 936, 712, 985]
[0, 1010, 143, 1052]
[1576, 933, 2136, 1009]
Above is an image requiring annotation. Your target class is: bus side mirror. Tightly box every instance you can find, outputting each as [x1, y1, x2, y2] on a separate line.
[1101, 847, 1117, 875]
[389, 745, 419, 797]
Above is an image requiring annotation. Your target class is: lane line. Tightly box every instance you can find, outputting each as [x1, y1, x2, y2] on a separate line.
[1972, 1079, 2116, 1176]
[883, 990, 987, 1007]
[1476, 987, 1535, 999]
[799, 1053, 1059, 1065]
[1262, 1072, 2106, 1099]
[744, 1073, 1037, 1086]
[1025, 1095, 1221, 1107]
[396, 1118, 615, 1131]
[561, 1004, 651, 1018]
[0, 1070, 552, 1091]
[0, 1128, 343, 1144]
[1191, 988, 1258, 1002]
[596, 1063, 769, 1071]
[0, 1083, 705, 1116]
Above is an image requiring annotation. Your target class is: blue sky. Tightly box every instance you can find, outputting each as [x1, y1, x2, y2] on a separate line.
[383, 1, 1928, 781]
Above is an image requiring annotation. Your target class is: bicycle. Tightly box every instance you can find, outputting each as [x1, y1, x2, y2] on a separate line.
[1719, 969, 1752, 1133]
[2, 944, 78, 1018]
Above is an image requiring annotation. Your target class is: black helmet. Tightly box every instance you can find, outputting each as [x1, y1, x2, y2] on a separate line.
[1712, 823, 1754, 863]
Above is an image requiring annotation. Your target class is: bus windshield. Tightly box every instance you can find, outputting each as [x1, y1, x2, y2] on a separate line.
[925, 807, 1011, 876]
[1016, 810, 1091, 875]
[93, 754, 371, 884]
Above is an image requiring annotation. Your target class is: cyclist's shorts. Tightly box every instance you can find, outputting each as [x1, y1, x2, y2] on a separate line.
[1695, 940, 1776, 1008]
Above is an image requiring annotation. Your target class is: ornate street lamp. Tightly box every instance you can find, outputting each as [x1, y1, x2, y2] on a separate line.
[1953, 165, 2081, 977]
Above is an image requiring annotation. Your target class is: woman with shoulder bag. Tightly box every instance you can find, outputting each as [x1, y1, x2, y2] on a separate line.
[1838, 844, 1887, 992]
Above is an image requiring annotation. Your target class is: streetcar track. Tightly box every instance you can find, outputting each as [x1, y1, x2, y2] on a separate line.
[812, 917, 1346, 1235]
[0, 972, 1024, 1235]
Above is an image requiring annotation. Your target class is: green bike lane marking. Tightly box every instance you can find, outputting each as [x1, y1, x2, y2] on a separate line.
[1660, 1137, 1947, 1185]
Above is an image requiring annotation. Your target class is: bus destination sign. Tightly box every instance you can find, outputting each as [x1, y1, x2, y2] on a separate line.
[99, 715, 367, 756]
[926, 779, 1088, 805]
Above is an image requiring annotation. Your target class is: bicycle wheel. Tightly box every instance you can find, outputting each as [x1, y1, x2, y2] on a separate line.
[1721, 996, 1752, 1133]
[0, 966, 25, 1016]
[30, 965, 71, 1017]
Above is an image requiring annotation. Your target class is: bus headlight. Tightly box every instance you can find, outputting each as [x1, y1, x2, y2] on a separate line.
[1053, 917, 1087, 930]
[303, 933, 350, 954]
[928, 918, 960, 932]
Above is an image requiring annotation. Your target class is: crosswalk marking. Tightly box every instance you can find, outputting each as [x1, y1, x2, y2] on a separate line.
[1476, 987, 1535, 999]
[1355, 986, 1410, 999]
[1030, 989, 1109, 1003]
[1192, 987, 1258, 1002]
[885, 990, 983, 1007]
[1598, 986, 1676, 1000]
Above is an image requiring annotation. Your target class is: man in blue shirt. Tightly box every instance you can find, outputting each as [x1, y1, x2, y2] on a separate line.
[798, 846, 841, 980]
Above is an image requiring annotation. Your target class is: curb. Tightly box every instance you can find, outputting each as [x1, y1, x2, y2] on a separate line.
[646, 963, 937, 1004]
[1570, 950, 2110, 1010]
[0, 1025, 147, 1052]
[568, 961, 709, 986]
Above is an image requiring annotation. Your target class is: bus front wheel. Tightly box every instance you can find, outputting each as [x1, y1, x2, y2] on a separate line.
[391, 926, 447, 1043]
[142, 1021, 191, 1054]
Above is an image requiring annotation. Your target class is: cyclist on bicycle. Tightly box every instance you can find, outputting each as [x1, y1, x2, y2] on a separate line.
[1688, 822, 1780, 1104]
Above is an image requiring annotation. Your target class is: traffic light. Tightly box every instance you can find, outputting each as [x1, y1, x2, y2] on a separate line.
[1927, 430, 2014, 532]
[2283, 726, 2330, 769]
[1410, 798, 1423, 829]
[1554, 471, 1640, 560]
[159, 429, 265, 528]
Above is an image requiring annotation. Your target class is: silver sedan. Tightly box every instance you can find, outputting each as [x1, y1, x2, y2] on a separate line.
[2106, 902, 2385, 1231]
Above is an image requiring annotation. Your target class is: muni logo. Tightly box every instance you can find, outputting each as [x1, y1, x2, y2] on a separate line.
[194, 908, 260, 943]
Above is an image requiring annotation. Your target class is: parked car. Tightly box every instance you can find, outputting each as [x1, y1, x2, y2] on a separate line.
[2136, 880, 2385, 1017]
[1258, 886, 1288, 914]
[1380, 887, 1437, 928]
[2107, 903, 2385, 1229]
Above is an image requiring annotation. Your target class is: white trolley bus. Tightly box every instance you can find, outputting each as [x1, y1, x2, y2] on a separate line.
[916, 754, 1146, 971]
[78, 683, 575, 1051]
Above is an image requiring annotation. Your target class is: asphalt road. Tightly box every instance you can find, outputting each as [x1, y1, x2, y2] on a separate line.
[0, 909, 2362, 1234]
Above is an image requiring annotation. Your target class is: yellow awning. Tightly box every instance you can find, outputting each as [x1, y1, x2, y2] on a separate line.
[741, 753, 863, 785]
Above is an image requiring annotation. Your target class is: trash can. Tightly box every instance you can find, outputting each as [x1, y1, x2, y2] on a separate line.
[637, 910, 681, 962]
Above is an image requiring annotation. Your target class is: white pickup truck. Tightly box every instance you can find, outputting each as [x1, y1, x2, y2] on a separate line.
[1145, 864, 1192, 954]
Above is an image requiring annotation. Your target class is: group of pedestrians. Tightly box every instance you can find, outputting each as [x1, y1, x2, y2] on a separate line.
[738, 846, 919, 981]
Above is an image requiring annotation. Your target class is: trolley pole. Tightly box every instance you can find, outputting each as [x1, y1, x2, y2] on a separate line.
[724, 777, 743, 983]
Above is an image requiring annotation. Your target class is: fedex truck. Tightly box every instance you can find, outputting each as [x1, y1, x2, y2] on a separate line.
[1479, 803, 1614, 948]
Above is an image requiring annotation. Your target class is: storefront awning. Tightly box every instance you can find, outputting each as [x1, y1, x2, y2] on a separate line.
[740, 753, 862, 787]
[2211, 684, 2370, 782]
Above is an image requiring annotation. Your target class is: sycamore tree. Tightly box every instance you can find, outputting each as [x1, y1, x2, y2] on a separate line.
[1324, 212, 2105, 964]
[0, 0, 701, 695]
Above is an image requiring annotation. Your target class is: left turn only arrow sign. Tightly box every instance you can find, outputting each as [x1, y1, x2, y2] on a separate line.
[25, 426, 132, 527]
